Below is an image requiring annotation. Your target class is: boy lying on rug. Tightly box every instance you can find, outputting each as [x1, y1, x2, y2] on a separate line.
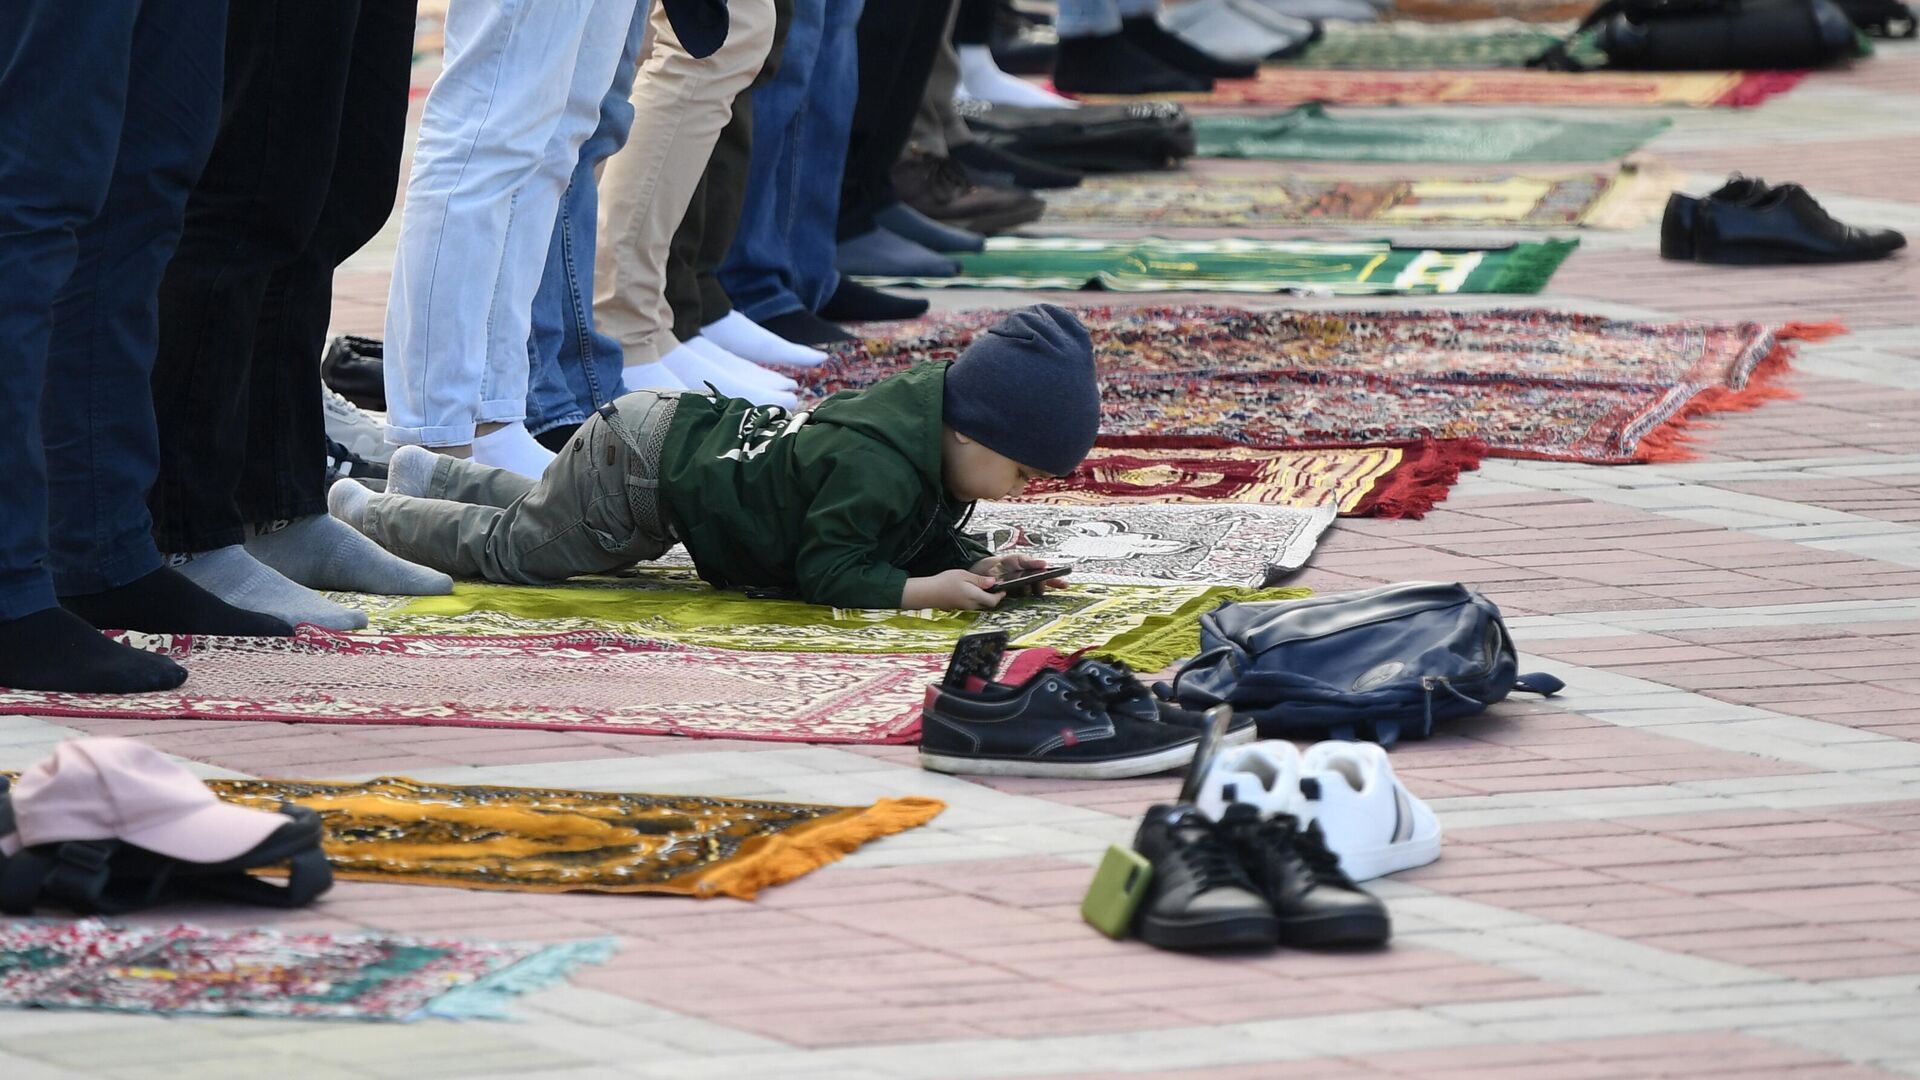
[329, 305, 1099, 612]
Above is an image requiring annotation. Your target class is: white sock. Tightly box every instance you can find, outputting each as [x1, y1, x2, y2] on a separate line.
[471, 421, 554, 479]
[622, 360, 690, 393]
[958, 45, 1077, 109]
[685, 336, 797, 392]
[328, 477, 373, 532]
[659, 340, 798, 407]
[386, 443, 440, 498]
[701, 310, 831, 368]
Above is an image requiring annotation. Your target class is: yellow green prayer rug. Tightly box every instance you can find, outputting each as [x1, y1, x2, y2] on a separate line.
[855, 236, 1577, 295]
[359, 570, 1309, 673]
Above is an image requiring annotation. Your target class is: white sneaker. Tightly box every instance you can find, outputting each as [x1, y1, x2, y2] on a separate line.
[1194, 739, 1300, 823]
[322, 386, 390, 465]
[1297, 740, 1440, 881]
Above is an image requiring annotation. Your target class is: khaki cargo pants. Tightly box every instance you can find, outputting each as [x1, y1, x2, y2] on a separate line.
[363, 391, 679, 584]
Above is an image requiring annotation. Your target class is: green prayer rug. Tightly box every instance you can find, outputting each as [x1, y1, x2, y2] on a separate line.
[1193, 105, 1670, 164]
[1285, 19, 1601, 68]
[856, 236, 1578, 296]
[355, 569, 1310, 673]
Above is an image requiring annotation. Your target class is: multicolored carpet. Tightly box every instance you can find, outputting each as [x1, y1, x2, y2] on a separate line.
[1190, 106, 1670, 163]
[1393, 0, 1593, 21]
[1283, 19, 1592, 69]
[971, 501, 1337, 585]
[208, 776, 945, 900]
[806, 307, 1838, 464]
[0, 920, 608, 1021]
[1036, 166, 1673, 230]
[1077, 68, 1806, 109]
[1014, 443, 1485, 520]
[857, 237, 1577, 295]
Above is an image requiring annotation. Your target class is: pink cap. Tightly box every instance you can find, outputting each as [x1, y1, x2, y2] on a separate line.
[0, 739, 284, 863]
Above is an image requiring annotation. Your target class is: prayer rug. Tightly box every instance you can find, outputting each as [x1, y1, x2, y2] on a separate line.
[971, 501, 1338, 585]
[857, 237, 1576, 295]
[206, 776, 945, 900]
[1392, 0, 1596, 20]
[363, 573, 1307, 671]
[808, 307, 1841, 464]
[1035, 166, 1673, 230]
[1014, 442, 1485, 519]
[1190, 105, 1670, 164]
[1074, 68, 1806, 109]
[0, 919, 608, 1022]
[0, 628, 940, 743]
[1288, 19, 1590, 68]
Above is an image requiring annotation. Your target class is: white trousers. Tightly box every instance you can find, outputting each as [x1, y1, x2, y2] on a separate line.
[384, 0, 641, 446]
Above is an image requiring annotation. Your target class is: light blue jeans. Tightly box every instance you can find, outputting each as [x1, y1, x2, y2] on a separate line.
[524, 0, 653, 438]
[1056, 0, 1158, 38]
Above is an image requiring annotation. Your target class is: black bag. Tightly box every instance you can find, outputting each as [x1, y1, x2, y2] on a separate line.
[1530, 0, 1862, 70]
[1833, 0, 1916, 35]
[0, 777, 333, 915]
[1161, 583, 1564, 747]
[955, 99, 1196, 173]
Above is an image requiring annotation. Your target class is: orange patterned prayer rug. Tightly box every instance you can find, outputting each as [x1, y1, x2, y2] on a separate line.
[1073, 67, 1806, 109]
[809, 307, 1841, 466]
[206, 776, 945, 900]
[0, 628, 938, 743]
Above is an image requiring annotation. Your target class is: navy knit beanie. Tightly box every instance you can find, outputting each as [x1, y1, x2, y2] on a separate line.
[943, 304, 1100, 477]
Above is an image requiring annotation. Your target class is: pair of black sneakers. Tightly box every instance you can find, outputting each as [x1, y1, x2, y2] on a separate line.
[1131, 802, 1390, 951]
[919, 635, 1255, 779]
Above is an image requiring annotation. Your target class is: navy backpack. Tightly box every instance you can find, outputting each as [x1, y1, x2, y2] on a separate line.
[1161, 582, 1564, 747]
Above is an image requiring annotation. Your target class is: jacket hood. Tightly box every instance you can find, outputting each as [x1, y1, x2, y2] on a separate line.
[808, 361, 950, 494]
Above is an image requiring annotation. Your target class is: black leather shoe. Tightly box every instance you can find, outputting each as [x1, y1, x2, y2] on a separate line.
[1053, 33, 1214, 96]
[1673, 181, 1906, 265]
[1661, 176, 1771, 260]
[1220, 806, 1391, 947]
[321, 334, 387, 411]
[1133, 804, 1280, 950]
[920, 664, 1200, 778]
[1120, 16, 1259, 79]
[952, 141, 1085, 191]
[1066, 658, 1257, 745]
[891, 152, 1046, 235]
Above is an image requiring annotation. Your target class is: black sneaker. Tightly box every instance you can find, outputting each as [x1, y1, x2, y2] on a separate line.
[920, 667, 1201, 779]
[325, 438, 388, 482]
[1132, 804, 1280, 950]
[1219, 805, 1390, 947]
[1067, 658, 1257, 746]
[321, 334, 386, 411]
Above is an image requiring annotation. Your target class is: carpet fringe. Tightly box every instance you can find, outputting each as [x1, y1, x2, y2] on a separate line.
[688, 797, 947, 901]
[1351, 439, 1489, 520]
[1635, 321, 1840, 463]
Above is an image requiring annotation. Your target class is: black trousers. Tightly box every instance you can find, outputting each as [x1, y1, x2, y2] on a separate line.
[836, 0, 956, 241]
[667, 0, 795, 341]
[148, 0, 416, 553]
[954, 0, 995, 44]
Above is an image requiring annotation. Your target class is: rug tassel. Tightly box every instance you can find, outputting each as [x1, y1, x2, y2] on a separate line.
[689, 797, 947, 900]
[1352, 439, 1489, 520]
[1635, 322, 1837, 464]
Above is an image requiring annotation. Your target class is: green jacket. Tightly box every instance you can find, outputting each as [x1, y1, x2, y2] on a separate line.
[657, 362, 991, 608]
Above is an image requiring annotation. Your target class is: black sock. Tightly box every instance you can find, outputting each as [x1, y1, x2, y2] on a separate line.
[534, 422, 581, 454]
[1121, 17, 1259, 78]
[1052, 33, 1214, 95]
[819, 279, 931, 323]
[0, 607, 187, 693]
[62, 567, 294, 637]
[759, 310, 857, 346]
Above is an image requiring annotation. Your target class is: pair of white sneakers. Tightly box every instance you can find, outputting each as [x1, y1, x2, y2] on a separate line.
[1193, 739, 1440, 882]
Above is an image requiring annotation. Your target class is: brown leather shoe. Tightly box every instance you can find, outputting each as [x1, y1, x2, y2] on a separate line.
[891, 152, 1044, 235]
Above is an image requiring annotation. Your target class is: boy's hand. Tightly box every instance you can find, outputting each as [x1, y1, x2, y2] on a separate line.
[902, 568, 1004, 610]
[970, 554, 1069, 596]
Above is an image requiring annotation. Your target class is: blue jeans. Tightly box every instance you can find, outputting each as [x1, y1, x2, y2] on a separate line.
[716, 0, 866, 322]
[0, 0, 226, 620]
[525, 0, 654, 438]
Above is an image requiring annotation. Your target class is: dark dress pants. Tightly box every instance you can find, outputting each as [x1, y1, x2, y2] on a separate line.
[836, 0, 957, 241]
[148, 0, 417, 553]
[0, 0, 227, 619]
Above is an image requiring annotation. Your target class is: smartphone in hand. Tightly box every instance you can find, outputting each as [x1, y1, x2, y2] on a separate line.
[986, 562, 1075, 595]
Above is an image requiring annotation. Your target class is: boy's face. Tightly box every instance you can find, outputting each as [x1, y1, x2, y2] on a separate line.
[943, 428, 1055, 502]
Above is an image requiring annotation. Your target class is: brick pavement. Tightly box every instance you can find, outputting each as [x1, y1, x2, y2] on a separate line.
[3, 38, 1919, 1080]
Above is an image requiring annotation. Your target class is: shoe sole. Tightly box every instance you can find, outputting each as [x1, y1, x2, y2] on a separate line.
[919, 740, 1198, 779]
[1138, 911, 1280, 951]
[1278, 909, 1391, 948]
[1695, 247, 1904, 265]
[1336, 831, 1442, 883]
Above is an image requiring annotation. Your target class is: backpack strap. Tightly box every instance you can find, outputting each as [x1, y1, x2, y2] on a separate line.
[185, 844, 334, 909]
[0, 838, 171, 916]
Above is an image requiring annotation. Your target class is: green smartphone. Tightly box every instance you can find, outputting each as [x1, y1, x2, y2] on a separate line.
[1082, 844, 1154, 940]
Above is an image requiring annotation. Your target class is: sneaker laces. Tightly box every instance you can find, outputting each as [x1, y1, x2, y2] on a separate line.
[1286, 818, 1359, 888]
[1169, 816, 1251, 893]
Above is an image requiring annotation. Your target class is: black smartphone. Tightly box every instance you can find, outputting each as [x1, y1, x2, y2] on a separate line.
[943, 630, 1009, 688]
[986, 562, 1075, 595]
[1176, 705, 1235, 805]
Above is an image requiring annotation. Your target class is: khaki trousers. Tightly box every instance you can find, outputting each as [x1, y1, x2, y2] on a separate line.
[363, 391, 679, 584]
[593, 0, 777, 367]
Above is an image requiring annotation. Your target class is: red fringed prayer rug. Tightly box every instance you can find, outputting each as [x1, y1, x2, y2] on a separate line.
[810, 307, 1840, 466]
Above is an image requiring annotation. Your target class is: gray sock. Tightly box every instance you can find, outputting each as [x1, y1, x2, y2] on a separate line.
[248, 512, 453, 596]
[386, 443, 440, 498]
[168, 546, 368, 631]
